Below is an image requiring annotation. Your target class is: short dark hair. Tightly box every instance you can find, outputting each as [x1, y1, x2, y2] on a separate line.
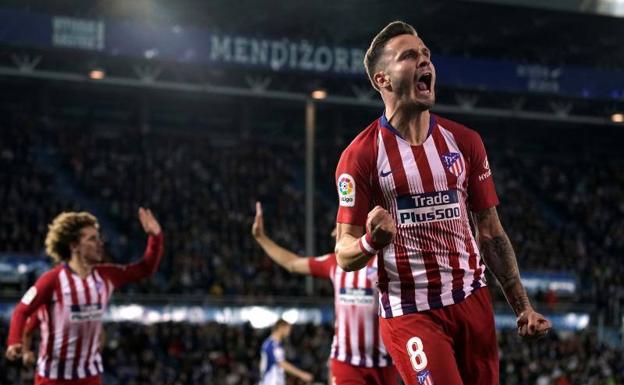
[364, 21, 418, 90]
[272, 319, 291, 331]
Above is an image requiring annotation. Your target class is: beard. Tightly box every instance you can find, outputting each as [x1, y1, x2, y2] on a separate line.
[410, 97, 435, 111]
[393, 80, 435, 111]
[395, 94, 435, 116]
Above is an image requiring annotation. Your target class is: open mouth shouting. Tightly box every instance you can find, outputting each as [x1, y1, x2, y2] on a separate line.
[416, 72, 433, 95]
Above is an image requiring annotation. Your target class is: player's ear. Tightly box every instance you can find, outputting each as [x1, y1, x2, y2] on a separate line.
[374, 71, 390, 90]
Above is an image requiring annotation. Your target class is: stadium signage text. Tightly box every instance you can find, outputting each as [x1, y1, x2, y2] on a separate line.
[516, 64, 561, 93]
[52, 16, 105, 51]
[209, 35, 365, 74]
[0, 9, 622, 98]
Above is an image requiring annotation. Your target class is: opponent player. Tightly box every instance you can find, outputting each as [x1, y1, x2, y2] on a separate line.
[252, 202, 396, 385]
[5, 208, 163, 385]
[334, 21, 551, 385]
[259, 319, 313, 385]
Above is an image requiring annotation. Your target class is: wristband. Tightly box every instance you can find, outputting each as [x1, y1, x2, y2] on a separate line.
[358, 232, 380, 256]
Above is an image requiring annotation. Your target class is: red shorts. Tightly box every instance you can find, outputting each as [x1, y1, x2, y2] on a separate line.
[330, 359, 399, 385]
[35, 374, 102, 385]
[379, 287, 498, 385]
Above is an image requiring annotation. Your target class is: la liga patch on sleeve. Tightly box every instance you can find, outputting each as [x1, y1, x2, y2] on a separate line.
[21, 286, 37, 305]
[337, 173, 356, 207]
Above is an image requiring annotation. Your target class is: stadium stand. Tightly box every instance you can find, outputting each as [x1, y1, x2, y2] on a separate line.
[1, 109, 622, 315]
[1, 1, 623, 383]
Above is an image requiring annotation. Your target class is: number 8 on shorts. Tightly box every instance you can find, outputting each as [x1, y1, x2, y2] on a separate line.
[406, 336, 428, 371]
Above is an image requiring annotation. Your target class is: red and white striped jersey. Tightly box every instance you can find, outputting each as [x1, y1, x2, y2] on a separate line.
[308, 254, 391, 367]
[7, 233, 164, 381]
[24, 305, 46, 335]
[336, 114, 498, 318]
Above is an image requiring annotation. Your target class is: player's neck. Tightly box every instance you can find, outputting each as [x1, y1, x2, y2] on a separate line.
[68, 255, 94, 278]
[271, 331, 283, 342]
[386, 105, 430, 145]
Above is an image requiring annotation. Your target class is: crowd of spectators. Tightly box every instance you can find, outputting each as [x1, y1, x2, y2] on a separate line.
[0, 114, 78, 255]
[54, 125, 336, 298]
[513, 156, 624, 325]
[1, 320, 622, 385]
[53, 124, 620, 308]
[50, 127, 537, 300]
[498, 328, 623, 385]
[0, 113, 622, 317]
[1, 107, 624, 383]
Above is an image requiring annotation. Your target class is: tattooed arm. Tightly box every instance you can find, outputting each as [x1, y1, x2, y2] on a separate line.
[474, 207, 551, 339]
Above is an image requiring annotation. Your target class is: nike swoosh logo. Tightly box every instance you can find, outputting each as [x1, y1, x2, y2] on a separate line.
[380, 170, 392, 177]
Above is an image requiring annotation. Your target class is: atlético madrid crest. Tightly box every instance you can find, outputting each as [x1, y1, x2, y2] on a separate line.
[441, 152, 464, 177]
[417, 369, 434, 385]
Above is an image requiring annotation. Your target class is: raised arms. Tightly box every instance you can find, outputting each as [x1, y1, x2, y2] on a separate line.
[251, 202, 311, 275]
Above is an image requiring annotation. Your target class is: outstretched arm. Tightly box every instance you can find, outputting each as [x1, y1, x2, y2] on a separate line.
[474, 207, 551, 339]
[98, 208, 164, 288]
[252, 202, 311, 275]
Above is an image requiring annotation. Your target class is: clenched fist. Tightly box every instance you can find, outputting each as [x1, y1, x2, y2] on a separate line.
[5, 344, 22, 361]
[366, 206, 396, 249]
[517, 309, 551, 340]
[22, 350, 36, 366]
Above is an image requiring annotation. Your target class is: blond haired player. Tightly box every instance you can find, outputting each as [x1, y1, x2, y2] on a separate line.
[6, 208, 163, 385]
